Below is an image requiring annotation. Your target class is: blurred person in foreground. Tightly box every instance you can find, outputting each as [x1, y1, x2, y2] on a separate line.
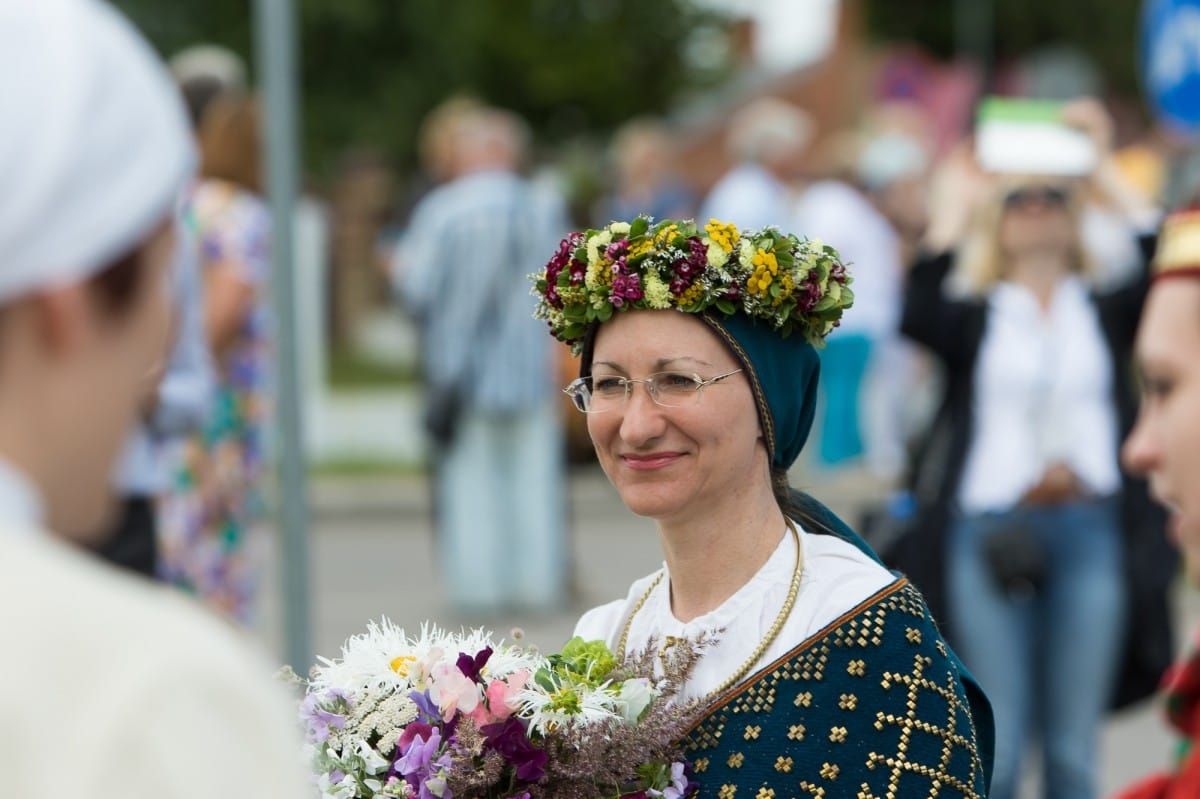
[900, 98, 1168, 799]
[157, 90, 274, 624]
[393, 105, 569, 615]
[0, 1, 306, 796]
[545, 216, 992, 794]
[699, 97, 812, 231]
[1117, 207, 1200, 798]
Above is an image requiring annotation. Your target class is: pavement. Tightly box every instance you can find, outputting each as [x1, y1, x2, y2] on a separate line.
[254, 462, 1194, 796]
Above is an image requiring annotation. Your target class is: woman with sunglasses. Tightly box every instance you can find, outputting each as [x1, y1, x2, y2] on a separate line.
[899, 99, 1166, 799]
[536, 217, 993, 795]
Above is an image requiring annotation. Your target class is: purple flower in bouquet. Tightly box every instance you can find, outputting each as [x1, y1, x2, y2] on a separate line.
[456, 647, 493, 684]
[396, 722, 453, 799]
[481, 716, 549, 782]
[410, 689, 441, 722]
[300, 688, 350, 744]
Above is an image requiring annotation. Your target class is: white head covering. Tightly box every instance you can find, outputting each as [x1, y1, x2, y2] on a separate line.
[0, 0, 195, 301]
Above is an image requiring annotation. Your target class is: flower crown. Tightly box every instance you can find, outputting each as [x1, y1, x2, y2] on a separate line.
[532, 216, 853, 354]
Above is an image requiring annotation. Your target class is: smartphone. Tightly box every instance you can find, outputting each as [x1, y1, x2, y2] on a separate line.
[974, 97, 1097, 176]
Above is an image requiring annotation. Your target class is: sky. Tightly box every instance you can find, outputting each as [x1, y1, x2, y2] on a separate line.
[698, 0, 842, 74]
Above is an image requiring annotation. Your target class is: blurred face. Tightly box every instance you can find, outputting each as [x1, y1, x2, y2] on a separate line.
[51, 221, 175, 539]
[585, 310, 767, 526]
[998, 184, 1076, 258]
[1122, 281, 1200, 582]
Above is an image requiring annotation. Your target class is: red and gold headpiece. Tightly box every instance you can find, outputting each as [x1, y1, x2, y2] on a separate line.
[1154, 209, 1200, 282]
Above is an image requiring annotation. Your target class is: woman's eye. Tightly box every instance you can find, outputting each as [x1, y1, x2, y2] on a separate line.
[1141, 376, 1174, 400]
[658, 373, 697, 390]
[593, 376, 625, 394]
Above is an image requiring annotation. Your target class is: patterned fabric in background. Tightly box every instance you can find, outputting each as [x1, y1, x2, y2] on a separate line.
[158, 178, 271, 623]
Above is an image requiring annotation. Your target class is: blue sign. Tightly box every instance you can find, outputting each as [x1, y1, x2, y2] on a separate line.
[1141, 0, 1200, 132]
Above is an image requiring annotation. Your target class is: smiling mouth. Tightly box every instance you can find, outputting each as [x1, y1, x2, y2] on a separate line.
[621, 453, 683, 471]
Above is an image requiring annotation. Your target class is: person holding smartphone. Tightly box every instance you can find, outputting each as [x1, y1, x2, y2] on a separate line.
[898, 97, 1168, 799]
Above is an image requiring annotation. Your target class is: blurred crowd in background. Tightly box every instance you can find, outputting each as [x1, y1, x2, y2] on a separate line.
[91, 2, 1200, 794]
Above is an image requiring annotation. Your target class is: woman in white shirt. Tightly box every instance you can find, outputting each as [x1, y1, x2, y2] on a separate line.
[533, 216, 993, 796]
[901, 103, 1165, 799]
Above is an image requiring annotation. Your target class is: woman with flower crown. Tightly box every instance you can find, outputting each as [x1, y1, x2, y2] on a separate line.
[533, 216, 994, 797]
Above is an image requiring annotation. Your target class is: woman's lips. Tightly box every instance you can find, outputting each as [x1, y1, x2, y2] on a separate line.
[621, 452, 683, 471]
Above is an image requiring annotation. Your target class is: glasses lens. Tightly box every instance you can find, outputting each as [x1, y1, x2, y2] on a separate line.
[648, 372, 701, 407]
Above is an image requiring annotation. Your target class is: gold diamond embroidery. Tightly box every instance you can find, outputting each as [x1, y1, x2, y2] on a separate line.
[743, 724, 761, 741]
[906, 627, 923, 645]
[847, 659, 866, 677]
[774, 756, 794, 774]
[867, 646, 986, 799]
[829, 726, 848, 743]
[692, 758, 709, 773]
[719, 785, 737, 799]
[787, 724, 806, 741]
[820, 762, 841, 781]
[756, 788, 775, 799]
[838, 693, 858, 711]
[794, 690, 813, 707]
[727, 752, 745, 769]
[798, 781, 826, 797]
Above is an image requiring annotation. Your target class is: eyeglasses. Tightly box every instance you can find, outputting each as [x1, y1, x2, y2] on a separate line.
[563, 369, 743, 413]
[1003, 186, 1070, 210]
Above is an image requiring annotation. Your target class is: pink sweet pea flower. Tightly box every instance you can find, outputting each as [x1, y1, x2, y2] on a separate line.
[429, 662, 481, 721]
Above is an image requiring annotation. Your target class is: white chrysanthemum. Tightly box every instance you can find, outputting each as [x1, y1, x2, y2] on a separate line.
[705, 242, 727, 269]
[484, 645, 548, 680]
[309, 621, 503, 695]
[309, 617, 418, 694]
[642, 271, 671, 309]
[515, 679, 623, 736]
[737, 238, 754, 269]
[609, 221, 631, 236]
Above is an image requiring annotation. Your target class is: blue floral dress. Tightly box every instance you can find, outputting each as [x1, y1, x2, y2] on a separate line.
[158, 179, 271, 623]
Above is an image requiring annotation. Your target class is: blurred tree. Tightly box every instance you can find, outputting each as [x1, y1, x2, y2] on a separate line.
[113, 0, 730, 182]
[863, 0, 1141, 96]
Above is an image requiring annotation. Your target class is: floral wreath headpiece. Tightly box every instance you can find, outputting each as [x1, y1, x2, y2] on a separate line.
[532, 216, 854, 354]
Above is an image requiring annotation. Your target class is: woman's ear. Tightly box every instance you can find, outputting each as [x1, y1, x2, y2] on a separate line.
[32, 284, 91, 357]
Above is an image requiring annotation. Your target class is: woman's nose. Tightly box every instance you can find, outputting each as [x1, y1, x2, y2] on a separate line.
[1122, 415, 1158, 477]
[618, 382, 667, 443]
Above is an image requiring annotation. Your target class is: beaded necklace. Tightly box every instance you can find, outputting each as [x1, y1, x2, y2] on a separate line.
[615, 518, 804, 698]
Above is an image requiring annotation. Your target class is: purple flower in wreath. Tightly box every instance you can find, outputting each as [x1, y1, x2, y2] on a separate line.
[456, 647, 493, 684]
[610, 272, 643, 308]
[830, 259, 847, 283]
[606, 239, 630, 261]
[481, 716, 549, 782]
[795, 275, 823, 314]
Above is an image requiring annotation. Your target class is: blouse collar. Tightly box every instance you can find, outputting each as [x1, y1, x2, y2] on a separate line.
[0, 456, 45, 535]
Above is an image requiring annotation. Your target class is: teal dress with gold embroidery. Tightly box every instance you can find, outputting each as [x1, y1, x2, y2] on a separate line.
[683, 579, 990, 798]
[676, 494, 993, 797]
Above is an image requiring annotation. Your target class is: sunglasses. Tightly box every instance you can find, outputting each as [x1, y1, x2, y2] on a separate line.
[1003, 186, 1070, 210]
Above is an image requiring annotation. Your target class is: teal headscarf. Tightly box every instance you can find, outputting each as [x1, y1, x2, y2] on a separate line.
[696, 312, 819, 472]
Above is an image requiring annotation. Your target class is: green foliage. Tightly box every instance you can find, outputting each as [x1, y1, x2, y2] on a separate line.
[862, 0, 1141, 95]
[112, 0, 729, 183]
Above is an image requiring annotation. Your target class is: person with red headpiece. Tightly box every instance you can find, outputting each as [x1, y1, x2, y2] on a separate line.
[1118, 208, 1200, 798]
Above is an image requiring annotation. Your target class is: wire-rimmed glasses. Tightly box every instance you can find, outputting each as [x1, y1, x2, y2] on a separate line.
[563, 369, 743, 413]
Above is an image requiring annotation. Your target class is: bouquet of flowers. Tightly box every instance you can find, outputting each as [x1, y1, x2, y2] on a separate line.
[287, 621, 712, 799]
